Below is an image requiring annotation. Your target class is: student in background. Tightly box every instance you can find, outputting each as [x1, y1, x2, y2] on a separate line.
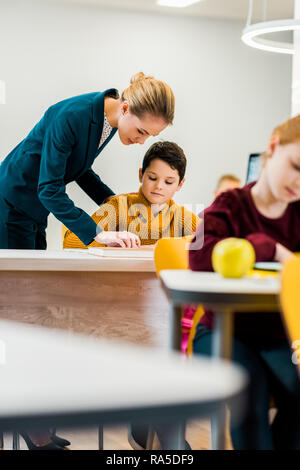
[214, 173, 241, 198]
[189, 114, 300, 449]
[180, 173, 242, 355]
[64, 141, 200, 249]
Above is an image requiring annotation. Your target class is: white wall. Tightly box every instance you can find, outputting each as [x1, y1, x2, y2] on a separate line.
[0, 0, 292, 249]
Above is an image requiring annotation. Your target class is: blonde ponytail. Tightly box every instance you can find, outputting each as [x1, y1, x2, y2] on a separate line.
[121, 72, 175, 125]
[130, 72, 154, 85]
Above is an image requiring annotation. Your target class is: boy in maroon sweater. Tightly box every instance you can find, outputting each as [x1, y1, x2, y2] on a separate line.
[190, 115, 300, 450]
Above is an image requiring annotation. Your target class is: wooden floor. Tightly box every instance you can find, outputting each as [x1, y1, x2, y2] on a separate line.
[2, 420, 233, 450]
[2, 409, 278, 449]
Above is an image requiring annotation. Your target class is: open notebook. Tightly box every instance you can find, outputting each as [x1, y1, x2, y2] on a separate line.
[88, 246, 155, 259]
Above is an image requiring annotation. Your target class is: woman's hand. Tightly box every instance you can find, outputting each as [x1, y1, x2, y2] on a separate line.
[101, 195, 115, 204]
[274, 243, 296, 263]
[94, 231, 141, 248]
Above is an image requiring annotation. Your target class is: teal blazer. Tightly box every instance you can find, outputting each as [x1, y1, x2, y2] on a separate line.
[0, 90, 118, 245]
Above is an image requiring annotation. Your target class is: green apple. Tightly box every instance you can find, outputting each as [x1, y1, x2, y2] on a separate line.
[212, 238, 256, 278]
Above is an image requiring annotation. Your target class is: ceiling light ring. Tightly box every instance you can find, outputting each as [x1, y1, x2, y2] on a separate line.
[242, 19, 300, 55]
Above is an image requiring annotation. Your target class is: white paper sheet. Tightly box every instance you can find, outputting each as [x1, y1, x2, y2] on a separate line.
[88, 247, 154, 259]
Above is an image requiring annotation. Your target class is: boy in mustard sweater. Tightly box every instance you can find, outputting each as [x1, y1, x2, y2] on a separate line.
[63, 141, 200, 249]
[64, 141, 200, 451]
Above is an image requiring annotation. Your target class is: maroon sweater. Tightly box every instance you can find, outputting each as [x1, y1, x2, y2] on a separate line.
[189, 182, 300, 341]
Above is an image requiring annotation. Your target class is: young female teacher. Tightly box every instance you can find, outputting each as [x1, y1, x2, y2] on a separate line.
[0, 72, 174, 450]
[0, 72, 174, 250]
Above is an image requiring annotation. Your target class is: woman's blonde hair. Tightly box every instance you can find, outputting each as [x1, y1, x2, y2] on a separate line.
[121, 72, 175, 125]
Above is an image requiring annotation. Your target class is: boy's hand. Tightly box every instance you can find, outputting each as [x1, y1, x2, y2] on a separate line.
[274, 243, 296, 263]
[94, 231, 141, 248]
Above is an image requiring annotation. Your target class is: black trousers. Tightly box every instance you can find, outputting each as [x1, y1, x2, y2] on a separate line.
[193, 324, 300, 450]
[0, 196, 47, 250]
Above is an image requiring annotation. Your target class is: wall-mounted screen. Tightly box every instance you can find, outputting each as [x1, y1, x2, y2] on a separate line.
[246, 153, 263, 183]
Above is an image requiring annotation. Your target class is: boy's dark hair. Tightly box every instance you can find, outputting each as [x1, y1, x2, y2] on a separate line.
[142, 141, 186, 182]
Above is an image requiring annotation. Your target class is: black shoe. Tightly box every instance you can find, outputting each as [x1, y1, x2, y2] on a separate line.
[20, 432, 65, 450]
[184, 440, 192, 450]
[51, 433, 71, 448]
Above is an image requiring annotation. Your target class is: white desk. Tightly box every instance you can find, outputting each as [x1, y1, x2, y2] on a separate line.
[160, 270, 280, 356]
[0, 249, 155, 272]
[0, 320, 247, 449]
[160, 269, 280, 449]
[0, 249, 169, 348]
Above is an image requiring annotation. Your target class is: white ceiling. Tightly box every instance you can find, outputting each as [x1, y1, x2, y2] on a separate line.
[52, 0, 295, 22]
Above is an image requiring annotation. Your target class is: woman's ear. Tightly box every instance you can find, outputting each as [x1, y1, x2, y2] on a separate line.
[267, 134, 280, 157]
[121, 100, 129, 115]
[139, 168, 143, 183]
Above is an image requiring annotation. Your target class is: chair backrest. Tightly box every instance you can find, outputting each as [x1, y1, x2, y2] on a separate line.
[280, 257, 300, 370]
[154, 237, 192, 274]
[154, 236, 204, 356]
[62, 224, 68, 239]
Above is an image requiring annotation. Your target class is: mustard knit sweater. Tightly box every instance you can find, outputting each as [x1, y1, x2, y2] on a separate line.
[63, 187, 200, 249]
